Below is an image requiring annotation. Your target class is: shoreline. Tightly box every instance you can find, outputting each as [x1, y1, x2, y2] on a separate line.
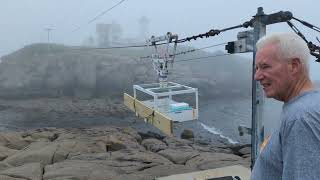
[0, 96, 250, 146]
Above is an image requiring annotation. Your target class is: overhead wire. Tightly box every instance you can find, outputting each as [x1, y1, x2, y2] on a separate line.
[71, 44, 147, 50]
[286, 21, 308, 43]
[176, 21, 252, 43]
[139, 51, 234, 66]
[70, 21, 252, 53]
[68, 11, 320, 63]
[173, 42, 227, 56]
[175, 53, 232, 63]
[71, 21, 251, 51]
[292, 17, 320, 33]
[287, 20, 320, 61]
[70, 42, 169, 51]
[140, 42, 228, 59]
[72, 0, 127, 33]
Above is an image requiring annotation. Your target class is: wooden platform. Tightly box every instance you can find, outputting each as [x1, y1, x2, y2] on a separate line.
[124, 93, 174, 136]
[156, 165, 251, 180]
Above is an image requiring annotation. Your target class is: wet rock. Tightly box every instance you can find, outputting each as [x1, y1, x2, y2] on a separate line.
[180, 129, 194, 140]
[138, 131, 165, 140]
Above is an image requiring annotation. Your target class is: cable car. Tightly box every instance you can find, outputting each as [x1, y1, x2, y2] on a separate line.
[124, 32, 199, 136]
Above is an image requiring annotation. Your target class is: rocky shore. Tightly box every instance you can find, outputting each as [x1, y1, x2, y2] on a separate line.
[0, 126, 250, 180]
[0, 97, 251, 180]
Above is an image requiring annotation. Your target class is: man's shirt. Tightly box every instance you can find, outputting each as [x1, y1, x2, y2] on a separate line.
[251, 90, 320, 180]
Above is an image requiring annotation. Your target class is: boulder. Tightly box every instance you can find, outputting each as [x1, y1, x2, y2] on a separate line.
[141, 138, 167, 152]
[0, 175, 25, 180]
[121, 127, 142, 143]
[158, 149, 200, 165]
[51, 140, 77, 163]
[138, 131, 165, 140]
[93, 133, 143, 151]
[238, 146, 251, 156]
[24, 130, 59, 142]
[0, 162, 12, 171]
[5, 142, 56, 166]
[0, 132, 30, 150]
[43, 160, 123, 180]
[162, 137, 193, 149]
[111, 149, 172, 165]
[185, 152, 244, 170]
[0, 145, 18, 161]
[0, 162, 43, 180]
[180, 129, 194, 140]
[68, 149, 173, 174]
[113, 164, 197, 180]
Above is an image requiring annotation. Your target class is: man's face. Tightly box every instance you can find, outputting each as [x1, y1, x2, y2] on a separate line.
[254, 43, 292, 101]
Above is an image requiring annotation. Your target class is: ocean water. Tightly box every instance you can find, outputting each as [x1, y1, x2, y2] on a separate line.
[198, 98, 252, 144]
[198, 97, 283, 144]
[200, 122, 240, 144]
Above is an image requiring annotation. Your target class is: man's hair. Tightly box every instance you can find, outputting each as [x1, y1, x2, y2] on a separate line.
[256, 32, 310, 73]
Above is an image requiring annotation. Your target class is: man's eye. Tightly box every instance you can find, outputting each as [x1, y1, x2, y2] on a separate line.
[261, 65, 270, 69]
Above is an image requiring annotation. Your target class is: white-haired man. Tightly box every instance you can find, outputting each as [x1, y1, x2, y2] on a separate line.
[251, 32, 320, 179]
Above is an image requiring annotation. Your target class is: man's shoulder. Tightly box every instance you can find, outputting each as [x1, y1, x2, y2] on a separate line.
[282, 90, 320, 122]
[297, 90, 320, 109]
[286, 89, 320, 107]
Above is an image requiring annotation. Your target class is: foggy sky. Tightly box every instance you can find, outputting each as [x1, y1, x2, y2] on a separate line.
[1, 0, 320, 78]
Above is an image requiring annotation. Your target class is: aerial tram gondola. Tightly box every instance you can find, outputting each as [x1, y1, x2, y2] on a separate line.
[124, 32, 199, 136]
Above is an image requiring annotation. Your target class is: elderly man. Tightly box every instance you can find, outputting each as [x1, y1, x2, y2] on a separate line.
[251, 32, 320, 179]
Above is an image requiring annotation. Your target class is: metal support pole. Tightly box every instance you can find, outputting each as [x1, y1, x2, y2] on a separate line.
[44, 28, 53, 52]
[133, 87, 137, 99]
[224, 7, 292, 169]
[133, 87, 138, 117]
[251, 7, 266, 167]
[195, 89, 199, 119]
[154, 96, 158, 110]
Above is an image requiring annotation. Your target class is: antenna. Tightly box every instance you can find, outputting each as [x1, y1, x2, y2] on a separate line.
[44, 28, 53, 51]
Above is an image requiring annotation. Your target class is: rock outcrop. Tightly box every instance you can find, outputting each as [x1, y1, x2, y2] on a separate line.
[0, 127, 250, 180]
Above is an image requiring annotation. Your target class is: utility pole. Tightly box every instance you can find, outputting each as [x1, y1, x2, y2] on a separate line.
[251, 7, 266, 167]
[251, 7, 294, 167]
[44, 28, 53, 51]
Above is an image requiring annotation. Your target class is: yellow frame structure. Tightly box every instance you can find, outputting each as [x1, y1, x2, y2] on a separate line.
[124, 93, 174, 136]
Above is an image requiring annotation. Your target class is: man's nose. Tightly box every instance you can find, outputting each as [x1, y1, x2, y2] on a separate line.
[254, 69, 263, 81]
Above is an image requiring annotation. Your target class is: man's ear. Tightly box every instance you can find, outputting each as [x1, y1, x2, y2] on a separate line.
[290, 58, 302, 75]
